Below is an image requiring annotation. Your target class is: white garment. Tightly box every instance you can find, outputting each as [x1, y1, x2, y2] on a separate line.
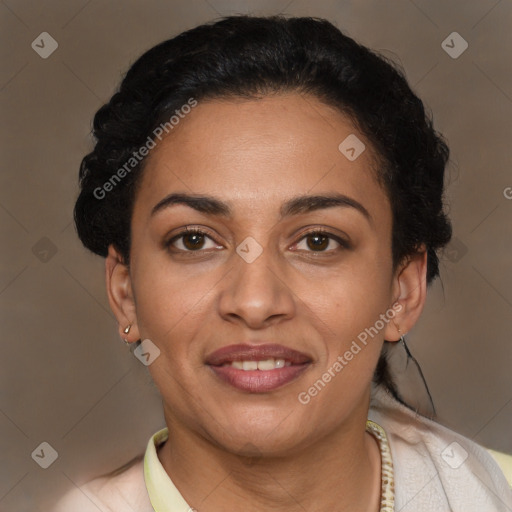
[52, 386, 512, 512]
[367, 387, 512, 511]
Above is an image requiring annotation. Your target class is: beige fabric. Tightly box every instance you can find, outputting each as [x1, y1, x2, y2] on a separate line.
[368, 386, 512, 511]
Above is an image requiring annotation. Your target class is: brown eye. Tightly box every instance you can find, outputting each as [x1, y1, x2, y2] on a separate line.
[182, 232, 206, 250]
[294, 230, 348, 253]
[306, 233, 330, 251]
[167, 229, 221, 252]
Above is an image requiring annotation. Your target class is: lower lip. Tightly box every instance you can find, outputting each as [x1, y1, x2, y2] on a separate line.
[208, 364, 310, 392]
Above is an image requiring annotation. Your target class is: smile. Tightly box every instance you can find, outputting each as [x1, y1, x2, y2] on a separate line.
[223, 359, 290, 370]
[206, 343, 312, 392]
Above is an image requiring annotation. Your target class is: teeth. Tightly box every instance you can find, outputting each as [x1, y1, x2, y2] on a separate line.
[242, 361, 258, 371]
[257, 359, 277, 370]
[225, 358, 289, 370]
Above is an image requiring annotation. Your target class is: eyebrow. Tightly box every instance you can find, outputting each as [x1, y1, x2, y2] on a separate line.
[151, 192, 372, 224]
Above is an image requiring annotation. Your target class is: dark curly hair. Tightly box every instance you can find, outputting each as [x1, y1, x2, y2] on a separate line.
[74, 15, 452, 406]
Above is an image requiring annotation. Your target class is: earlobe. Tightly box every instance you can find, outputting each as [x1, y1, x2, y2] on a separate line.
[383, 249, 428, 342]
[105, 245, 140, 342]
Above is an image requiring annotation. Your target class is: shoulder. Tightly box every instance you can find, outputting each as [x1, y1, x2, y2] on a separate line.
[52, 456, 153, 512]
[369, 386, 512, 511]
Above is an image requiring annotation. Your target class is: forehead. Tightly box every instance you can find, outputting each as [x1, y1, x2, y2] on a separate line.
[135, 93, 389, 223]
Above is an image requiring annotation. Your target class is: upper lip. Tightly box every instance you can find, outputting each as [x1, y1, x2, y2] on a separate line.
[205, 344, 312, 366]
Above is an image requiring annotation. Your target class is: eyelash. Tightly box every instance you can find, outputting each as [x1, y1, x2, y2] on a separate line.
[293, 228, 351, 253]
[165, 227, 351, 255]
[165, 227, 221, 254]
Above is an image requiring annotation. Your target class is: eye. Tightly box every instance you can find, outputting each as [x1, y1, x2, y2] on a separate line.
[293, 230, 349, 253]
[166, 228, 222, 252]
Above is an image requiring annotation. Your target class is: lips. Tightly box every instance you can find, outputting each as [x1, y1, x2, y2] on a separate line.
[206, 344, 312, 365]
[205, 344, 312, 392]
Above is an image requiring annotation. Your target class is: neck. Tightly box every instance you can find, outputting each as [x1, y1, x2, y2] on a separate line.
[157, 400, 381, 512]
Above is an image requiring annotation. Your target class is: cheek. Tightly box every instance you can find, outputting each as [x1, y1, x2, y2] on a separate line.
[295, 271, 390, 411]
[130, 252, 218, 344]
[296, 258, 393, 333]
[291, 261, 393, 394]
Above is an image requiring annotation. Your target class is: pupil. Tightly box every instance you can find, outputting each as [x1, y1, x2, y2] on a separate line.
[184, 233, 204, 250]
[307, 234, 328, 251]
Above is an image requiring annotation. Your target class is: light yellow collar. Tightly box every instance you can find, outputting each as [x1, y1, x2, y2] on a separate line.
[144, 422, 394, 512]
[144, 428, 192, 512]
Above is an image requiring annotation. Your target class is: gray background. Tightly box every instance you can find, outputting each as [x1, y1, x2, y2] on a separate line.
[1, 1, 511, 510]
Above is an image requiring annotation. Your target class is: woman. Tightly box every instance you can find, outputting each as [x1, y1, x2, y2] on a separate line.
[55, 15, 511, 512]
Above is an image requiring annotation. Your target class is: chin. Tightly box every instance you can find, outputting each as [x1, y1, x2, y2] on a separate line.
[205, 406, 312, 456]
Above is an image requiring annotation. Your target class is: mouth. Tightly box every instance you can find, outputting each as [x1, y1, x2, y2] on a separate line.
[205, 344, 312, 393]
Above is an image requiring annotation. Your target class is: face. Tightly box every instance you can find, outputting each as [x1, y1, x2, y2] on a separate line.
[108, 93, 421, 457]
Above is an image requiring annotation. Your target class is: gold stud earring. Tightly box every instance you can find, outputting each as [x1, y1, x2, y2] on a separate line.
[123, 324, 132, 345]
[393, 321, 404, 342]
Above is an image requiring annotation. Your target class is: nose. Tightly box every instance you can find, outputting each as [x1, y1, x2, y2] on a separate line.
[217, 247, 296, 329]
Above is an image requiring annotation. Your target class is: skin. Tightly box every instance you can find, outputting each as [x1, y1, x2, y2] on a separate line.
[105, 93, 427, 512]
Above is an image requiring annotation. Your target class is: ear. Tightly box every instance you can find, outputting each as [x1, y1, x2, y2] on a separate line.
[383, 248, 428, 342]
[105, 244, 140, 342]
